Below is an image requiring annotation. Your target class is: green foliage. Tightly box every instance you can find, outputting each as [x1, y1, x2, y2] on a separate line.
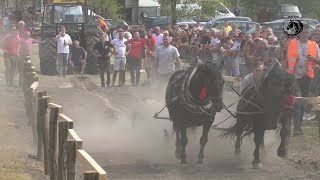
[90, 0, 120, 19]
[159, 0, 232, 19]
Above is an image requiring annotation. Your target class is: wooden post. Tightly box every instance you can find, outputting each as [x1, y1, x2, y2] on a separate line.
[84, 171, 99, 180]
[66, 140, 77, 180]
[58, 121, 68, 180]
[317, 110, 320, 138]
[49, 107, 59, 180]
[39, 96, 50, 175]
[37, 91, 46, 161]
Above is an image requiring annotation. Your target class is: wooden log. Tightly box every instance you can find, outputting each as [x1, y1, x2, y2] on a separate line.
[77, 150, 107, 180]
[66, 140, 77, 180]
[39, 97, 50, 175]
[58, 114, 73, 129]
[316, 110, 320, 138]
[37, 91, 46, 161]
[30, 89, 38, 148]
[49, 107, 59, 180]
[68, 129, 83, 149]
[58, 121, 68, 180]
[84, 171, 99, 180]
[48, 103, 64, 114]
[30, 81, 39, 92]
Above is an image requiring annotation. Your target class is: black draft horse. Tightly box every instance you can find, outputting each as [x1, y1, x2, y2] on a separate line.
[165, 61, 225, 164]
[222, 61, 296, 169]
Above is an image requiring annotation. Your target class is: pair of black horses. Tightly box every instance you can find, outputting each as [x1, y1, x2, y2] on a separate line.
[165, 60, 296, 168]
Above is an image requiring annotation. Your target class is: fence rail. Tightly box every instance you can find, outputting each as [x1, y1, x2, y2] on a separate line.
[22, 56, 107, 180]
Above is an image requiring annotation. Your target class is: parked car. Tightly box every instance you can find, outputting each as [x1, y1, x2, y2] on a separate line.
[267, 4, 301, 20]
[176, 2, 235, 19]
[204, 18, 257, 33]
[203, 16, 252, 30]
[142, 16, 172, 30]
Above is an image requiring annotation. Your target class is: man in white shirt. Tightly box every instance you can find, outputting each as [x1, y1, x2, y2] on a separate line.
[111, 29, 127, 87]
[153, 26, 163, 48]
[55, 26, 73, 77]
[153, 35, 181, 85]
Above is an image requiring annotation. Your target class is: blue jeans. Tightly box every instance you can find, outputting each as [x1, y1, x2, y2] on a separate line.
[293, 76, 311, 131]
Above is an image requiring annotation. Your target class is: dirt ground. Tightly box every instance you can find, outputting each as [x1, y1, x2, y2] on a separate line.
[0, 53, 47, 179]
[1, 44, 320, 180]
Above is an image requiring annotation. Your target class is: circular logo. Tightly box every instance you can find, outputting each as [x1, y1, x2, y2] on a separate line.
[283, 18, 303, 38]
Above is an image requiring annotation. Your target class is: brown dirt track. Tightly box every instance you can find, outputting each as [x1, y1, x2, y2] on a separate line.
[0, 44, 320, 180]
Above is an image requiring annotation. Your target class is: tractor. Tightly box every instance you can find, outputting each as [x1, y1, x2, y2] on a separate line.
[39, 0, 100, 75]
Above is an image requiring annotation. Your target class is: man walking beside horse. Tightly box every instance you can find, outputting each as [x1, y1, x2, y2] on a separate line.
[153, 35, 182, 86]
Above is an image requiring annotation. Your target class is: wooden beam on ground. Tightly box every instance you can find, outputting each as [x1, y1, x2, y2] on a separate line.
[58, 114, 73, 129]
[77, 150, 107, 180]
[48, 103, 63, 114]
[68, 129, 83, 149]
[294, 96, 320, 105]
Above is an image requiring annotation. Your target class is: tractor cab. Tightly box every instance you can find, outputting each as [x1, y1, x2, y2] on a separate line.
[39, 0, 100, 75]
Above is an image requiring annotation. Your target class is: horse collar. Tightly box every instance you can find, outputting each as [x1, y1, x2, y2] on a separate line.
[188, 65, 198, 88]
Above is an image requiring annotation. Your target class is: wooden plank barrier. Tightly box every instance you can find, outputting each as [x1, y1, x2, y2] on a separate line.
[49, 106, 59, 180]
[21, 58, 108, 180]
[36, 91, 46, 161]
[294, 96, 320, 137]
[223, 76, 242, 89]
[84, 171, 99, 180]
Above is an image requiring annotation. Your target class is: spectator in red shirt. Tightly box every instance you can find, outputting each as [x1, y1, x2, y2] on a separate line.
[145, 29, 157, 82]
[1, 28, 20, 86]
[125, 31, 149, 87]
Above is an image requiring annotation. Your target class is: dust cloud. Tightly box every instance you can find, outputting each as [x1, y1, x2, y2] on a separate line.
[70, 79, 282, 166]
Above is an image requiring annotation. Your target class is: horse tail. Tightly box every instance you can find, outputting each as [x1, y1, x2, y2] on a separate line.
[219, 115, 254, 142]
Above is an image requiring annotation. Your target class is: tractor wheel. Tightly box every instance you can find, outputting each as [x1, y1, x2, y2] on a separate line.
[39, 37, 57, 75]
[84, 35, 100, 75]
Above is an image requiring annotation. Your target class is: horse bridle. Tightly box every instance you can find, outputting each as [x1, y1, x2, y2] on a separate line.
[182, 64, 224, 117]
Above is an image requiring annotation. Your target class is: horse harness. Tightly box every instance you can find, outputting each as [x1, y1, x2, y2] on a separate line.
[166, 65, 222, 119]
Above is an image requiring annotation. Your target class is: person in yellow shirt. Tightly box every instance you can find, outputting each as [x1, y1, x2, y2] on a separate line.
[221, 20, 232, 33]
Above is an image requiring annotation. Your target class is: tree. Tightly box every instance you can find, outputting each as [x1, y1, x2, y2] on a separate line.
[159, 0, 232, 24]
[91, 0, 120, 19]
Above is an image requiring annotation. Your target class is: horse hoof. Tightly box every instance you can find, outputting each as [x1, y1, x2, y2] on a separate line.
[277, 148, 287, 158]
[252, 162, 263, 169]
